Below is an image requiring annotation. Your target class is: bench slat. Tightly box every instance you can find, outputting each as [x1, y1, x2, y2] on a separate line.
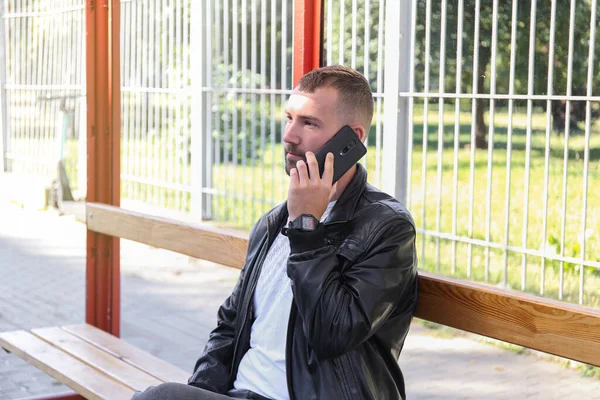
[416, 272, 600, 367]
[63, 323, 190, 384]
[33, 326, 162, 392]
[86, 202, 248, 269]
[0, 330, 135, 400]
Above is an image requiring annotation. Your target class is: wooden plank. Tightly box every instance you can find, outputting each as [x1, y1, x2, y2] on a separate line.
[32, 327, 162, 392]
[0, 330, 134, 400]
[62, 324, 189, 384]
[86, 203, 248, 269]
[415, 272, 600, 367]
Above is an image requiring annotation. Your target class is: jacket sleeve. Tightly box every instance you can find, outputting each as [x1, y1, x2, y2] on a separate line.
[286, 216, 418, 359]
[187, 220, 261, 393]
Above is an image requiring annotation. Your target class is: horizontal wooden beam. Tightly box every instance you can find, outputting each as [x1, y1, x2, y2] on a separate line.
[416, 272, 600, 367]
[85, 203, 600, 367]
[86, 203, 248, 269]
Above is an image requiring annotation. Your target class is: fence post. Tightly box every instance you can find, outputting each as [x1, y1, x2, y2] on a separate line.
[190, 0, 212, 220]
[382, 0, 413, 205]
[0, 0, 8, 173]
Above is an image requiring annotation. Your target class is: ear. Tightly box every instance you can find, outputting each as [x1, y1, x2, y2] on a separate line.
[350, 124, 367, 142]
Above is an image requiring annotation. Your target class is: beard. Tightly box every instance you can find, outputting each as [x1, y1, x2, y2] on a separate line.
[284, 145, 306, 176]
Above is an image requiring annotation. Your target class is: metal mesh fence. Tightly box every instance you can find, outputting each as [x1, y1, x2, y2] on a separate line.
[1, 0, 86, 189]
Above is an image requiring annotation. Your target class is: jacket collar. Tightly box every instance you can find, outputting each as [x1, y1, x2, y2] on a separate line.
[325, 163, 367, 224]
[266, 163, 368, 230]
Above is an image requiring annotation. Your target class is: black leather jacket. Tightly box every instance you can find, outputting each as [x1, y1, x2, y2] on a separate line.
[189, 164, 418, 400]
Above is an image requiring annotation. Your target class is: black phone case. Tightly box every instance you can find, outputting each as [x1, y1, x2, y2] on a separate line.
[314, 125, 367, 184]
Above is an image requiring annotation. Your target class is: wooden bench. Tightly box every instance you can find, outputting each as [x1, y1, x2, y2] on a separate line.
[0, 323, 188, 399]
[2, 202, 600, 399]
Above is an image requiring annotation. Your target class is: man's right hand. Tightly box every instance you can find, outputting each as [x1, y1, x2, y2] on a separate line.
[287, 151, 336, 222]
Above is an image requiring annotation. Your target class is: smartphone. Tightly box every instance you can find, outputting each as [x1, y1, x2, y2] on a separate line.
[314, 125, 367, 184]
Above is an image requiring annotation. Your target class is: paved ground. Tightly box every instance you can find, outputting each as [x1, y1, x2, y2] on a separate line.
[0, 202, 599, 399]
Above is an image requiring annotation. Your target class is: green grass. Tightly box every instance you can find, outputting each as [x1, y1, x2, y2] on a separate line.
[409, 103, 600, 307]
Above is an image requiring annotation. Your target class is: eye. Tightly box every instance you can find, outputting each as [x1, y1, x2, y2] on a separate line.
[304, 120, 314, 127]
[285, 114, 292, 123]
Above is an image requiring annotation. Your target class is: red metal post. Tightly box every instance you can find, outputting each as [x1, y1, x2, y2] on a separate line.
[293, 0, 324, 87]
[85, 0, 121, 336]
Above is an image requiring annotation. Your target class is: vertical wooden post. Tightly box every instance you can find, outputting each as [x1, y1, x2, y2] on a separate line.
[293, 0, 324, 86]
[85, 0, 121, 336]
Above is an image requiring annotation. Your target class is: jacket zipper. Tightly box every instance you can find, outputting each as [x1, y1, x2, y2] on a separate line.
[283, 219, 351, 399]
[339, 353, 359, 399]
[285, 301, 297, 400]
[229, 227, 271, 384]
[283, 220, 346, 399]
[332, 357, 354, 399]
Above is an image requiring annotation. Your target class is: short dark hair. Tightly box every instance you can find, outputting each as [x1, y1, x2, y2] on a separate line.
[297, 65, 374, 132]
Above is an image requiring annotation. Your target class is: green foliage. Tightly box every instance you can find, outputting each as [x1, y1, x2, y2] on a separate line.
[546, 231, 599, 277]
[579, 364, 600, 380]
[420, 320, 443, 330]
[323, 0, 386, 91]
[215, 0, 294, 91]
[413, 0, 600, 141]
[210, 61, 282, 164]
[414, 0, 600, 97]
[546, 233, 580, 273]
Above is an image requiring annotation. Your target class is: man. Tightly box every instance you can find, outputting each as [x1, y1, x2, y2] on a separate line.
[133, 65, 418, 400]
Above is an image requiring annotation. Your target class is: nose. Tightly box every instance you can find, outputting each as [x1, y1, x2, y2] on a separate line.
[283, 120, 301, 145]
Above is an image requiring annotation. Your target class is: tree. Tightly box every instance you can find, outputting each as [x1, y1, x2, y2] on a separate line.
[415, 0, 600, 148]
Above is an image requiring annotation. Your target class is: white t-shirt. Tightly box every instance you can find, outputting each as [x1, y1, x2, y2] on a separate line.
[232, 202, 336, 400]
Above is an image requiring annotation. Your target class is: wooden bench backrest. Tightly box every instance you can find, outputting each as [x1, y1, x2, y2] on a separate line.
[86, 203, 600, 367]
